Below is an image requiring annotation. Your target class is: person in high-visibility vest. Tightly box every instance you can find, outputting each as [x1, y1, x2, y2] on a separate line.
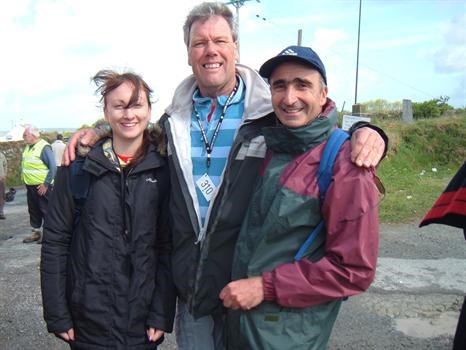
[21, 125, 56, 243]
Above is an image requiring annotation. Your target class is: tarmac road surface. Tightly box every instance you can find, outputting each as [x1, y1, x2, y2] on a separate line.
[1, 188, 464, 349]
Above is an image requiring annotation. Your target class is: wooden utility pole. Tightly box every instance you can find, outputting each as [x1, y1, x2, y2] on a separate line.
[354, 0, 362, 105]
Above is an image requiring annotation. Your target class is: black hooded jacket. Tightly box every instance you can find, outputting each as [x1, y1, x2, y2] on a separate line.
[41, 139, 175, 349]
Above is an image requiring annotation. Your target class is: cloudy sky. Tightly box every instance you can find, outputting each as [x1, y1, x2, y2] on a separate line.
[1, 0, 465, 130]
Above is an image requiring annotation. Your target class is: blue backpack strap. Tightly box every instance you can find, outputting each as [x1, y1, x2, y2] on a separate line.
[70, 155, 91, 227]
[317, 129, 350, 202]
[294, 128, 349, 261]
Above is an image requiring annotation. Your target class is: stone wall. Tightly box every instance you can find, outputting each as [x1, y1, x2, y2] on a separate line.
[1, 131, 67, 187]
[0, 141, 26, 187]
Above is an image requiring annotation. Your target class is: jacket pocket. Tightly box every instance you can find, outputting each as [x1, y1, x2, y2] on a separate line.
[240, 300, 342, 350]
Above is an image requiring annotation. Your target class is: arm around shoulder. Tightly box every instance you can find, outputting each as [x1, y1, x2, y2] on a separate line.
[62, 127, 107, 166]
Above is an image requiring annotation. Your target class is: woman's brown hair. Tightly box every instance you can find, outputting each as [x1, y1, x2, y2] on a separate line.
[92, 70, 166, 163]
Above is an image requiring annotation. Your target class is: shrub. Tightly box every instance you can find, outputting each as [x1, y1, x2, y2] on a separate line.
[412, 96, 454, 119]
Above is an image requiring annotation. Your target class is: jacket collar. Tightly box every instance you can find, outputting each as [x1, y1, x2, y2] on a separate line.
[84, 138, 164, 177]
[165, 64, 273, 124]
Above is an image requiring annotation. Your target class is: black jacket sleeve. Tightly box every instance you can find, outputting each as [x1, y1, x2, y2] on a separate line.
[147, 165, 176, 333]
[40, 167, 75, 334]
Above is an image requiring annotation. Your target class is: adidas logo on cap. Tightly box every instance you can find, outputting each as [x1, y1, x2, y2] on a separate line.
[281, 49, 298, 56]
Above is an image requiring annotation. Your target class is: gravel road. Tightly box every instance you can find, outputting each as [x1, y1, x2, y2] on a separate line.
[1, 188, 464, 349]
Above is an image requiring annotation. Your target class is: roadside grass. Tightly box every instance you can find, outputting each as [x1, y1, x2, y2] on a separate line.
[377, 163, 457, 223]
[375, 114, 466, 223]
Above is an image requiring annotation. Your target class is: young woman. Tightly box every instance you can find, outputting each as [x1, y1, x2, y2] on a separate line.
[41, 70, 175, 349]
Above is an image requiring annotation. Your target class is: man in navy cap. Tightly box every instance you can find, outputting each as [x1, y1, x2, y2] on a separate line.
[220, 46, 383, 349]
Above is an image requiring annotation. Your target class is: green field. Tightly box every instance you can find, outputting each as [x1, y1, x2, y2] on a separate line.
[375, 114, 465, 223]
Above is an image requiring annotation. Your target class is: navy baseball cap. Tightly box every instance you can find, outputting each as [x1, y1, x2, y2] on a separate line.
[259, 45, 327, 84]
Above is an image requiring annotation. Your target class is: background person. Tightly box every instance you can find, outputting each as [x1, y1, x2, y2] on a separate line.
[41, 70, 175, 348]
[220, 45, 382, 349]
[21, 125, 56, 243]
[62, 2, 388, 349]
[420, 160, 466, 350]
[51, 133, 66, 167]
[0, 150, 7, 219]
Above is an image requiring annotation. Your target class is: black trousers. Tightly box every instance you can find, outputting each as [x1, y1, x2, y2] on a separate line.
[25, 184, 50, 229]
[453, 295, 466, 350]
[0, 179, 4, 214]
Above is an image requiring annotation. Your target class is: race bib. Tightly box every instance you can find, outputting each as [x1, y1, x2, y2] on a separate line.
[196, 173, 216, 202]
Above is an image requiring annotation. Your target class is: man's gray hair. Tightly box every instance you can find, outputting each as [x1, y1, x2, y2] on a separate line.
[183, 2, 238, 47]
[24, 125, 40, 137]
[320, 77, 327, 91]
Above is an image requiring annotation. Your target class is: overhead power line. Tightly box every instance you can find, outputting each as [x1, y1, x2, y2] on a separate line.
[225, 0, 261, 62]
[229, 1, 438, 101]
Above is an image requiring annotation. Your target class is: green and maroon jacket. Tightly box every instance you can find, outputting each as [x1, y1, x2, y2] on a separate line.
[227, 100, 382, 350]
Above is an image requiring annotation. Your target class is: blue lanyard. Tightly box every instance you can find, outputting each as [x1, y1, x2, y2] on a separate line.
[193, 80, 239, 168]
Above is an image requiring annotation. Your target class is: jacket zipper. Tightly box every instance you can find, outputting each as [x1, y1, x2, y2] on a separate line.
[121, 168, 133, 242]
[190, 137, 243, 314]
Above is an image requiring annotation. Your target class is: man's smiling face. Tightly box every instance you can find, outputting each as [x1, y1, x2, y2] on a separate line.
[270, 61, 328, 128]
[187, 15, 238, 98]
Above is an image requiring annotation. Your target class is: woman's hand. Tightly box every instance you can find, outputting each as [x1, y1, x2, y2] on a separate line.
[57, 328, 75, 342]
[147, 327, 164, 343]
[62, 128, 98, 166]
